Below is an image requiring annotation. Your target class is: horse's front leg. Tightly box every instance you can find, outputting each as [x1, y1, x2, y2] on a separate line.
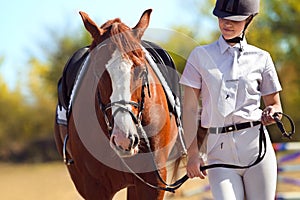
[81, 174, 116, 200]
[127, 186, 138, 200]
[130, 170, 166, 200]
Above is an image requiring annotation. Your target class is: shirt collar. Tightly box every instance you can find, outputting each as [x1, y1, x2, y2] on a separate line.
[218, 35, 248, 54]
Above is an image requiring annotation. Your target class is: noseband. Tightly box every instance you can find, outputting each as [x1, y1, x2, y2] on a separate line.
[97, 65, 151, 135]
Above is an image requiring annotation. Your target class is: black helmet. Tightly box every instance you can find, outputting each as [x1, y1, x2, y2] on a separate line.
[213, 0, 259, 21]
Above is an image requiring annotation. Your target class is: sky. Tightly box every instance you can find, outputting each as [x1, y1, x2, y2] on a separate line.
[0, 0, 215, 89]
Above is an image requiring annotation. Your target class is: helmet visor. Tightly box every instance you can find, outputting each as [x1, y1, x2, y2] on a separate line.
[223, 15, 249, 21]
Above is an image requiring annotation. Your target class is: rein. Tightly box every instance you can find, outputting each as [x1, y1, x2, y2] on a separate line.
[199, 123, 266, 171]
[273, 112, 295, 139]
[174, 111, 296, 189]
[119, 124, 187, 193]
[83, 42, 187, 192]
[97, 64, 187, 193]
[61, 40, 295, 193]
[62, 45, 296, 192]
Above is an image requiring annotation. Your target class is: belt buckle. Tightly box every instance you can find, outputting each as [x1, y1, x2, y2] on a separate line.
[225, 124, 236, 133]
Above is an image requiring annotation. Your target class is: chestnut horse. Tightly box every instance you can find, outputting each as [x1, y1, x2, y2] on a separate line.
[54, 9, 186, 200]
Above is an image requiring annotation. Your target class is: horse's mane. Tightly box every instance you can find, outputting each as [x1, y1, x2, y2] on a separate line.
[101, 18, 146, 67]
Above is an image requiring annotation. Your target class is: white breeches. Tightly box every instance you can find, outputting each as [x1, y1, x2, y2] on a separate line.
[206, 125, 277, 200]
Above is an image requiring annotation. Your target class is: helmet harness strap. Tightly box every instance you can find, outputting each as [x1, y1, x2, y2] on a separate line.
[224, 15, 254, 51]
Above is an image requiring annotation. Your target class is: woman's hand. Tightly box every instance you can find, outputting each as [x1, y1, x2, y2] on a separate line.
[261, 105, 277, 126]
[186, 155, 207, 179]
[262, 92, 282, 126]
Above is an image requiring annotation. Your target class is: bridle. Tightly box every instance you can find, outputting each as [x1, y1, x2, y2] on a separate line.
[62, 42, 186, 191]
[96, 53, 188, 193]
[97, 64, 151, 136]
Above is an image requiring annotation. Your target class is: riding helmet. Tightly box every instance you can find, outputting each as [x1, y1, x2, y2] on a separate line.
[213, 0, 260, 21]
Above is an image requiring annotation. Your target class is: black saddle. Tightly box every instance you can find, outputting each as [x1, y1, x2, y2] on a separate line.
[142, 41, 181, 99]
[57, 41, 181, 113]
[57, 46, 89, 110]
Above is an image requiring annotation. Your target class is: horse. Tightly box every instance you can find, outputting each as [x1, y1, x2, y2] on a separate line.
[54, 9, 186, 200]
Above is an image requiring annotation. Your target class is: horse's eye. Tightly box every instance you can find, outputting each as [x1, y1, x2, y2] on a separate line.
[133, 66, 144, 80]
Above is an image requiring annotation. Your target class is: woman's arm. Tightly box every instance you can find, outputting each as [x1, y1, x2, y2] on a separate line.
[182, 85, 207, 179]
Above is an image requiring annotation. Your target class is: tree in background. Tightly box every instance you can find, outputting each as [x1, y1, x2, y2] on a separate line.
[37, 30, 91, 100]
[247, 0, 300, 141]
[0, 28, 91, 162]
[0, 72, 41, 161]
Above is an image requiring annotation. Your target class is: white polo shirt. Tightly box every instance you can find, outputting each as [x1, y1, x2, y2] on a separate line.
[180, 36, 282, 128]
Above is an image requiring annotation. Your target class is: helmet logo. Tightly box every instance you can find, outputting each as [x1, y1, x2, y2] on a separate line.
[222, 0, 239, 13]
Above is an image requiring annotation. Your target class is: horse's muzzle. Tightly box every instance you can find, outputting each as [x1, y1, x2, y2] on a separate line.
[110, 130, 140, 157]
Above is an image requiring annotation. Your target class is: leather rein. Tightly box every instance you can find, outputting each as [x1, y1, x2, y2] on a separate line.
[97, 63, 189, 193]
[114, 112, 295, 193]
[96, 45, 296, 193]
[174, 111, 296, 192]
[63, 43, 295, 193]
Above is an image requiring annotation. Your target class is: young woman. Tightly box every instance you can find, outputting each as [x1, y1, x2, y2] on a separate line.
[180, 0, 282, 199]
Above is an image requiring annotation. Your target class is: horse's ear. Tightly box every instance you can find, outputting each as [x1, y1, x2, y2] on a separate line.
[133, 9, 152, 40]
[79, 11, 104, 39]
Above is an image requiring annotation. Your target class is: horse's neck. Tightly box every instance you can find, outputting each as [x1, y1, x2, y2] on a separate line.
[143, 46, 181, 117]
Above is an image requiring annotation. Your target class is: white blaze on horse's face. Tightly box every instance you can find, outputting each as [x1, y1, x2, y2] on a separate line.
[106, 49, 139, 156]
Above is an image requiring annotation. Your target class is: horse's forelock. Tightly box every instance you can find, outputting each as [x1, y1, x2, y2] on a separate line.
[100, 18, 121, 30]
[109, 22, 146, 67]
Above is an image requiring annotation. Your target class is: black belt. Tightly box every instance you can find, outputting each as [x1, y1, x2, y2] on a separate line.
[209, 121, 261, 134]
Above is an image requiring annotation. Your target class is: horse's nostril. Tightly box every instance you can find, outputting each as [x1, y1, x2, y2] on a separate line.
[132, 134, 139, 148]
[126, 134, 139, 151]
[110, 135, 116, 146]
[111, 135, 126, 151]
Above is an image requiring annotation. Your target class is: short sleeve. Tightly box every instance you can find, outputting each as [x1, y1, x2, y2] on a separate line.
[260, 53, 282, 96]
[179, 48, 202, 89]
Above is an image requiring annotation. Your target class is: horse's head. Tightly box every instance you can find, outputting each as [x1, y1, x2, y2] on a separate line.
[79, 9, 152, 157]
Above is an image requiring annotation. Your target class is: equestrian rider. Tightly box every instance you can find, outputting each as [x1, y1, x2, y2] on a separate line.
[180, 0, 282, 199]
